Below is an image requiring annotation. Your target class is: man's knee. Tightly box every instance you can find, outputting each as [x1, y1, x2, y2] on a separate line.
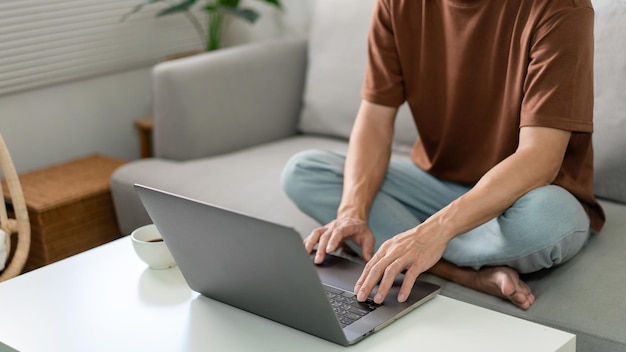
[281, 150, 316, 201]
[280, 149, 344, 202]
[447, 185, 591, 273]
[500, 185, 591, 272]
[500, 185, 589, 237]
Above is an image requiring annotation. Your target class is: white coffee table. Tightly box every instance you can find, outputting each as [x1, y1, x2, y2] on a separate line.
[0, 238, 575, 352]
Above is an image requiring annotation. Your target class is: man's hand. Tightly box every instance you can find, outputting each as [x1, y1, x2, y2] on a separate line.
[304, 100, 395, 265]
[304, 218, 376, 264]
[354, 225, 449, 304]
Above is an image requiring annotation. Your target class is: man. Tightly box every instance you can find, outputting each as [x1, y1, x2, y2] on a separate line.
[281, 0, 605, 309]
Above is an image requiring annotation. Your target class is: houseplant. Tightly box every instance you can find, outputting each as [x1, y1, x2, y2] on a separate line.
[122, 0, 282, 52]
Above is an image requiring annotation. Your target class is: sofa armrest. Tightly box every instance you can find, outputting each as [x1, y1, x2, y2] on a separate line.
[152, 38, 308, 160]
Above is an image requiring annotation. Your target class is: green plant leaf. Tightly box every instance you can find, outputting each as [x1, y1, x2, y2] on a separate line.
[214, 6, 259, 23]
[256, 0, 282, 9]
[121, 0, 283, 52]
[156, 0, 197, 17]
[120, 0, 168, 22]
[217, 0, 241, 7]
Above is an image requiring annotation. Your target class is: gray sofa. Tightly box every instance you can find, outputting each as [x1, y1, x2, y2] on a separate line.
[111, 0, 626, 350]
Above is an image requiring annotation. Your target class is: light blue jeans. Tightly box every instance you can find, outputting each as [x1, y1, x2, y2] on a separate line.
[280, 149, 591, 273]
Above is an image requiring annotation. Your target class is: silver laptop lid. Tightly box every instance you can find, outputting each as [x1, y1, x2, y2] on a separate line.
[135, 184, 348, 345]
[135, 184, 440, 346]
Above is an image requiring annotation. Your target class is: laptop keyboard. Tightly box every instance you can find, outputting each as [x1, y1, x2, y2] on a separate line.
[323, 285, 381, 328]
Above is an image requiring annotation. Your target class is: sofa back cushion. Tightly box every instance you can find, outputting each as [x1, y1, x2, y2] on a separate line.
[298, 0, 417, 150]
[591, 0, 626, 204]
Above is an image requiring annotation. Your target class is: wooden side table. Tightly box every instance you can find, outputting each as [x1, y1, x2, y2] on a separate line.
[2, 154, 127, 272]
[134, 117, 154, 158]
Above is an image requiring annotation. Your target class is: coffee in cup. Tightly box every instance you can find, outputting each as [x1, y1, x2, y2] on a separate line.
[131, 224, 176, 269]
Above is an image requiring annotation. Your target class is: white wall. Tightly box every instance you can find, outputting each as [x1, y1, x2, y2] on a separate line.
[0, 0, 314, 175]
[0, 68, 153, 173]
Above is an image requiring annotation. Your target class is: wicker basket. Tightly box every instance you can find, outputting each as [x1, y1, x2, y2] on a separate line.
[2, 154, 126, 271]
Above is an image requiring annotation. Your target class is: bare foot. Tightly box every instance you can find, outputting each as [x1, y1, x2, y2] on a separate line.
[429, 261, 535, 310]
[469, 266, 535, 310]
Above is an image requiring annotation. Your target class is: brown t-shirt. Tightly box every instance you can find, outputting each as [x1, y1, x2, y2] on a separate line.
[362, 0, 605, 231]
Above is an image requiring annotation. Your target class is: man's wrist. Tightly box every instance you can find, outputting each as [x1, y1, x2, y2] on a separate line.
[422, 202, 463, 243]
[336, 203, 369, 222]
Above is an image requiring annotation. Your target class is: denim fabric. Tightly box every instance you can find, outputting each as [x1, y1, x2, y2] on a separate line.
[281, 149, 590, 273]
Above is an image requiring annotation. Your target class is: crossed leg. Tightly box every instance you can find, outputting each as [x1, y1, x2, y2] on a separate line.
[281, 149, 588, 310]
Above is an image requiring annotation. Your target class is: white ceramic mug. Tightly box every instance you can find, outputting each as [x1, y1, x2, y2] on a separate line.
[131, 224, 176, 269]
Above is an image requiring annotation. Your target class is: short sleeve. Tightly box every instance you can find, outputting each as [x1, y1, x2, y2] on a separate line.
[521, 4, 595, 132]
[361, 0, 406, 107]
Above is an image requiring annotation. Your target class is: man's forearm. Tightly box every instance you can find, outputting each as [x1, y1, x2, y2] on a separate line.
[338, 100, 398, 221]
[421, 126, 572, 242]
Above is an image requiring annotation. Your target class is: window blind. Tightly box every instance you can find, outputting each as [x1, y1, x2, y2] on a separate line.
[0, 0, 204, 96]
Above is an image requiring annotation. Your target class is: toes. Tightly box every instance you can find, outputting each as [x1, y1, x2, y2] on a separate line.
[492, 267, 535, 309]
[509, 283, 535, 310]
[459, 266, 536, 309]
[510, 292, 532, 310]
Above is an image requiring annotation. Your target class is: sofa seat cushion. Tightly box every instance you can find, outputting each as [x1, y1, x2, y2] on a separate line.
[113, 135, 416, 236]
[112, 136, 348, 236]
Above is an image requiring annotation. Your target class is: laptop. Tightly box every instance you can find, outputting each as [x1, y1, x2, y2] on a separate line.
[135, 184, 441, 346]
